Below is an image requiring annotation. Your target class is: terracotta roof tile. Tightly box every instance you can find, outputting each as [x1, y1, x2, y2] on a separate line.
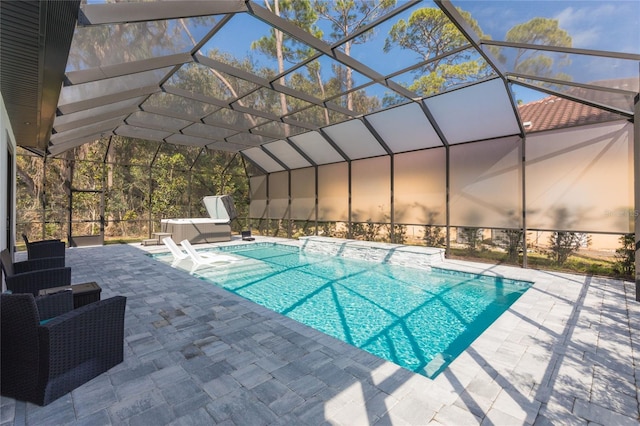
[518, 95, 625, 133]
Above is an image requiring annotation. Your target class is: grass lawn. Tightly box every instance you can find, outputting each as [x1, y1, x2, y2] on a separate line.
[448, 247, 631, 280]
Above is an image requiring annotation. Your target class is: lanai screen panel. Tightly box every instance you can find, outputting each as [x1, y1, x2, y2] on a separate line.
[291, 168, 316, 221]
[49, 134, 108, 156]
[450, 136, 522, 228]
[53, 96, 145, 133]
[323, 120, 386, 160]
[394, 148, 446, 226]
[57, 68, 171, 114]
[268, 172, 289, 219]
[351, 157, 390, 223]
[249, 175, 267, 219]
[424, 79, 520, 144]
[289, 131, 344, 165]
[243, 147, 285, 173]
[526, 121, 633, 233]
[115, 125, 171, 141]
[318, 162, 348, 222]
[366, 103, 442, 153]
[127, 111, 192, 133]
[49, 116, 123, 144]
[66, 16, 220, 72]
[263, 140, 311, 170]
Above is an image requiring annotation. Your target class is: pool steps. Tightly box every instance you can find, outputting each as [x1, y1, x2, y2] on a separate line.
[298, 236, 445, 271]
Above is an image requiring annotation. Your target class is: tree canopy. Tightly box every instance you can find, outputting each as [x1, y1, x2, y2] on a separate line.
[17, 2, 579, 242]
[384, 7, 493, 96]
[505, 17, 572, 80]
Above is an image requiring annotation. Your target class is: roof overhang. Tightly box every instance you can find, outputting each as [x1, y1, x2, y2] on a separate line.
[0, 0, 80, 152]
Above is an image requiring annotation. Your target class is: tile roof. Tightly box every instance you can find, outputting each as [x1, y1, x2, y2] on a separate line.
[518, 95, 626, 133]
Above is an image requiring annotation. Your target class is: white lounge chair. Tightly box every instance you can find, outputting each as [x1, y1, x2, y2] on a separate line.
[162, 237, 188, 262]
[180, 239, 238, 268]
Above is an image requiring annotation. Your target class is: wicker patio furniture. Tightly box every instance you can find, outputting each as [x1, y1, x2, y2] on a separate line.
[22, 234, 66, 259]
[1, 248, 70, 296]
[34, 289, 75, 321]
[0, 292, 127, 406]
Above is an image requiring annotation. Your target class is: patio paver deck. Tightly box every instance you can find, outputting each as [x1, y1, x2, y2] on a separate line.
[1, 238, 638, 425]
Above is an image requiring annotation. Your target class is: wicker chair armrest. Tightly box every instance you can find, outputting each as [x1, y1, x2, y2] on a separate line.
[38, 296, 127, 399]
[0, 294, 41, 403]
[26, 242, 66, 260]
[5, 267, 72, 296]
[26, 239, 62, 245]
[14, 257, 65, 273]
[35, 290, 74, 321]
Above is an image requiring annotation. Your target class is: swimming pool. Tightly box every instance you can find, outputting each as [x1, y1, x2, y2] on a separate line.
[157, 243, 531, 378]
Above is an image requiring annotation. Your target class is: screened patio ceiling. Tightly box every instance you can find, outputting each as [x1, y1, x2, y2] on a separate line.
[2, 0, 639, 171]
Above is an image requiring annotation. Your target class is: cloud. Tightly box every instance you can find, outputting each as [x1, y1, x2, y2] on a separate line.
[555, 3, 617, 26]
[554, 4, 628, 50]
[462, 1, 638, 54]
[555, 7, 598, 48]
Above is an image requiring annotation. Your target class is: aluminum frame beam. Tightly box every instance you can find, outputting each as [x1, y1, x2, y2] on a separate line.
[482, 39, 640, 62]
[78, 1, 247, 26]
[65, 53, 194, 86]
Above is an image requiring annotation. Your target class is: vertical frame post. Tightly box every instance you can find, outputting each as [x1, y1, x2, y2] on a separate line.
[633, 95, 639, 301]
[521, 134, 528, 268]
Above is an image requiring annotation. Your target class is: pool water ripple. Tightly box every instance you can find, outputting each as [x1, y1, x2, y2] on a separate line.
[158, 243, 531, 378]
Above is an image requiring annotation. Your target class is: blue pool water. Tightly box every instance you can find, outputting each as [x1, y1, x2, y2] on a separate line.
[160, 243, 531, 378]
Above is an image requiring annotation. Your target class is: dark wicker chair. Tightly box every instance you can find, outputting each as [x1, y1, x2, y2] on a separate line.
[0, 292, 127, 406]
[22, 234, 66, 260]
[0, 248, 70, 296]
[35, 289, 75, 321]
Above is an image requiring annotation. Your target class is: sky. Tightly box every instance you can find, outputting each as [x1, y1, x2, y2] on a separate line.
[82, 0, 639, 106]
[456, 0, 639, 103]
[83, 0, 639, 55]
[457, 0, 639, 54]
[224, 0, 639, 104]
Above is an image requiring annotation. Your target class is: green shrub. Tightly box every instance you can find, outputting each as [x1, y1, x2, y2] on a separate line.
[545, 232, 590, 266]
[613, 233, 635, 278]
[423, 225, 445, 247]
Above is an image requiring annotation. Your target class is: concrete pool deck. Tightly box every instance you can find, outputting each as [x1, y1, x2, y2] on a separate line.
[1, 237, 638, 425]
